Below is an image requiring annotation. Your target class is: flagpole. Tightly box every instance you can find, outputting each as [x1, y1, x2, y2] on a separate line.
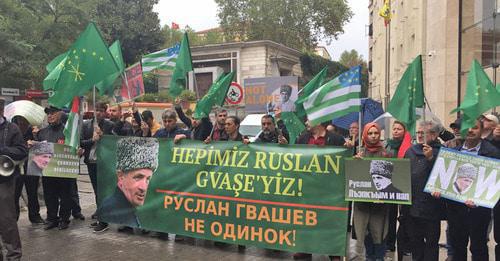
[93, 85, 98, 128]
[423, 102, 427, 144]
[384, 23, 391, 109]
[357, 110, 362, 154]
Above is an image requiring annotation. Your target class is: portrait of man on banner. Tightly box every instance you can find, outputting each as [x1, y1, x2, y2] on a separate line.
[27, 142, 54, 177]
[452, 163, 477, 195]
[370, 160, 402, 193]
[98, 137, 159, 227]
[279, 84, 296, 112]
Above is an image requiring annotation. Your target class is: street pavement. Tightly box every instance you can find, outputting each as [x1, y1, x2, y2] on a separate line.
[14, 174, 496, 261]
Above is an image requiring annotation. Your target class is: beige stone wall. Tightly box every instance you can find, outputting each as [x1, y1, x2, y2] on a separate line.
[239, 46, 268, 80]
[369, 0, 468, 127]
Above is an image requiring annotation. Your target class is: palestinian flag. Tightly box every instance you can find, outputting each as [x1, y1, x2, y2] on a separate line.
[64, 97, 81, 152]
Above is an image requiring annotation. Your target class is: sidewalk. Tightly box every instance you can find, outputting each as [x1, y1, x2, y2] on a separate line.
[16, 175, 495, 260]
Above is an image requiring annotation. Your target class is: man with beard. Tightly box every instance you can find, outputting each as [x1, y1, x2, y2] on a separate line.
[243, 114, 287, 144]
[80, 102, 115, 232]
[434, 119, 499, 261]
[108, 104, 133, 136]
[205, 109, 228, 142]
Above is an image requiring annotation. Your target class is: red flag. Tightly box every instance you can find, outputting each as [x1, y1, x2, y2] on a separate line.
[397, 131, 412, 158]
[171, 22, 180, 30]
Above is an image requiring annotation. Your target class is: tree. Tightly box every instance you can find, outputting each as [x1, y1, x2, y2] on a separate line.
[300, 53, 347, 85]
[92, 0, 164, 65]
[338, 49, 368, 97]
[339, 49, 365, 68]
[215, 0, 352, 51]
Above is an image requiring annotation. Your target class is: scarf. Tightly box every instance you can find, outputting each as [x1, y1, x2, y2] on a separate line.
[362, 122, 384, 154]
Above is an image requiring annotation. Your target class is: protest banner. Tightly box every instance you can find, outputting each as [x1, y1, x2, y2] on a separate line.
[345, 158, 411, 204]
[113, 63, 144, 103]
[424, 147, 500, 208]
[244, 76, 298, 113]
[97, 136, 350, 255]
[27, 142, 79, 178]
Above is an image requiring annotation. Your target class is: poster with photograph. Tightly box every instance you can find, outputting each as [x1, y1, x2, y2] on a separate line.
[424, 147, 500, 208]
[244, 76, 298, 113]
[345, 158, 411, 204]
[27, 142, 79, 178]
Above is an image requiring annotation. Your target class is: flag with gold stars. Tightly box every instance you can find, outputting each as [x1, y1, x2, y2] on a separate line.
[387, 55, 424, 135]
[43, 22, 121, 108]
[451, 59, 500, 137]
[95, 40, 126, 95]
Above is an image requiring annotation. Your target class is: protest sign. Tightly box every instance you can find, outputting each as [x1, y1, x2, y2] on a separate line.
[244, 76, 298, 113]
[113, 63, 144, 103]
[345, 158, 411, 204]
[27, 142, 79, 178]
[424, 147, 500, 208]
[97, 136, 350, 255]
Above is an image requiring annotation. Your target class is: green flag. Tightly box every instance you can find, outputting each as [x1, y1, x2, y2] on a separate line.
[451, 59, 500, 137]
[386, 55, 424, 135]
[193, 72, 234, 119]
[95, 40, 125, 95]
[169, 32, 193, 98]
[280, 111, 306, 144]
[295, 67, 328, 118]
[43, 22, 121, 108]
[46, 52, 68, 73]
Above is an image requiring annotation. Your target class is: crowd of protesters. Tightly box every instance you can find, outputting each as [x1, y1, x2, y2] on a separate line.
[1, 97, 499, 261]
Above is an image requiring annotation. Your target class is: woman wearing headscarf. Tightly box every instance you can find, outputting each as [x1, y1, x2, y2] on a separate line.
[353, 122, 390, 261]
[384, 121, 412, 258]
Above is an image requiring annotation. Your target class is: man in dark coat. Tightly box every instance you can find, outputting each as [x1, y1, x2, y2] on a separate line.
[98, 137, 158, 228]
[80, 102, 114, 232]
[403, 120, 444, 261]
[12, 115, 45, 224]
[36, 106, 76, 230]
[174, 103, 212, 141]
[0, 99, 28, 260]
[442, 119, 499, 261]
[152, 109, 191, 139]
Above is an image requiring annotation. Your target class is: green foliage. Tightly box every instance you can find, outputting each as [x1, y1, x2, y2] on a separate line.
[338, 49, 369, 98]
[143, 73, 158, 93]
[179, 89, 197, 102]
[137, 93, 157, 102]
[300, 52, 369, 98]
[158, 89, 173, 103]
[0, 0, 164, 91]
[92, 0, 164, 65]
[339, 49, 365, 68]
[300, 53, 347, 84]
[215, 0, 352, 51]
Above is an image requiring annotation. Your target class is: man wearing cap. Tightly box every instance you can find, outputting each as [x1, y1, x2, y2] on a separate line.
[0, 99, 28, 260]
[279, 84, 296, 112]
[452, 163, 477, 195]
[36, 106, 75, 230]
[445, 118, 463, 148]
[370, 160, 401, 193]
[27, 142, 54, 176]
[481, 113, 499, 141]
[433, 119, 499, 261]
[97, 137, 158, 227]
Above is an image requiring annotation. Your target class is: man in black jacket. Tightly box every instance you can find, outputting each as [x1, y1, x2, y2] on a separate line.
[0, 99, 28, 260]
[108, 104, 133, 136]
[438, 119, 499, 261]
[12, 116, 45, 225]
[403, 120, 444, 261]
[174, 103, 212, 141]
[80, 102, 115, 232]
[36, 106, 75, 230]
[296, 121, 345, 146]
[244, 114, 288, 144]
